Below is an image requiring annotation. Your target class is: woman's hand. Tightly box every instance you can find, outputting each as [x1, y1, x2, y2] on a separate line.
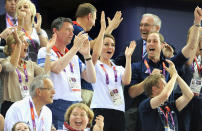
[125, 40, 136, 58]
[93, 115, 104, 131]
[34, 13, 42, 32]
[0, 27, 14, 40]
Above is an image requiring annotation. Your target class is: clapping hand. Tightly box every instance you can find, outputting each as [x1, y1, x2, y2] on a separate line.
[107, 11, 123, 30]
[34, 13, 42, 31]
[194, 6, 202, 25]
[164, 59, 178, 77]
[47, 33, 57, 51]
[125, 41, 136, 58]
[0, 27, 14, 40]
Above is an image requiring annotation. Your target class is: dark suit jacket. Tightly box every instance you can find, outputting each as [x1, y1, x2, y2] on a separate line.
[0, 14, 7, 46]
[0, 14, 6, 33]
[114, 39, 144, 66]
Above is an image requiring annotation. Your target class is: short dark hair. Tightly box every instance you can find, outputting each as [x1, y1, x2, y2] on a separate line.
[51, 17, 73, 32]
[75, 3, 97, 18]
[104, 34, 115, 44]
[144, 74, 165, 97]
[147, 32, 164, 43]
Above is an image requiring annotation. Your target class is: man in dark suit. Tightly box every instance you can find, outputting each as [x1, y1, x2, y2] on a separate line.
[114, 13, 161, 131]
[0, 0, 18, 46]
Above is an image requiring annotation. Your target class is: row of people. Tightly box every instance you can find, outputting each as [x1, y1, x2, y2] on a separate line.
[0, 0, 201, 131]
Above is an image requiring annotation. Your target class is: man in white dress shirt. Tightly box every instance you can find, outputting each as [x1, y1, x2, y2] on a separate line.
[4, 74, 55, 131]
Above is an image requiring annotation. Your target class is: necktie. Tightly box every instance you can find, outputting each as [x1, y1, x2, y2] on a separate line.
[143, 41, 147, 57]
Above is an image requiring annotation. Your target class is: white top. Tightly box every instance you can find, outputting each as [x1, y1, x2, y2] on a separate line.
[28, 28, 48, 46]
[4, 97, 52, 131]
[90, 60, 125, 112]
[37, 47, 85, 101]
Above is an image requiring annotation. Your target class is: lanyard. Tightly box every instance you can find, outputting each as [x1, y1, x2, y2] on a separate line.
[194, 57, 201, 74]
[100, 64, 117, 85]
[6, 15, 15, 26]
[52, 46, 74, 73]
[16, 62, 28, 83]
[159, 106, 175, 128]
[21, 28, 37, 52]
[29, 100, 45, 131]
[73, 21, 81, 27]
[144, 59, 166, 76]
[29, 100, 36, 131]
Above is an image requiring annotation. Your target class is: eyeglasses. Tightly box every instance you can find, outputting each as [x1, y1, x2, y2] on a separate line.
[139, 23, 155, 28]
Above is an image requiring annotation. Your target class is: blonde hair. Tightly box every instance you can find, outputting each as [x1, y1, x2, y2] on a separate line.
[16, 0, 36, 24]
[4, 31, 25, 56]
[64, 103, 94, 127]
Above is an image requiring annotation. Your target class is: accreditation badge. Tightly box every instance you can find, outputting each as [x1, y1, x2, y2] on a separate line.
[20, 84, 29, 98]
[68, 74, 81, 92]
[190, 77, 202, 96]
[109, 88, 123, 106]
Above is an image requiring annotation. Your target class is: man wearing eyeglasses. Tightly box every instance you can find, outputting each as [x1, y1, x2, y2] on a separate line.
[4, 75, 55, 131]
[114, 13, 161, 131]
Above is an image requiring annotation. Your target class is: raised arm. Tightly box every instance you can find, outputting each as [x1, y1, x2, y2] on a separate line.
[129, 68, 162, 98]
[34, 13, 48, 47]
[122, 41, 136, 85]
[92, 11, 106, 65]
[51, 32, 87, 74]
[182, 7, 202, 60]
[10, 29, 22, 68]
[80, 35, 96, 83]
[105, 11, 123, 34]
[44, 33, 56, 74]
[175, 75, 194, 111]
[150, 60, 178, 109]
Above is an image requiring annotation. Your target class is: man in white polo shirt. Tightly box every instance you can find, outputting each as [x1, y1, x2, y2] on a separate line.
[4, 74, 55, 131]
[37, 17, 96, 129]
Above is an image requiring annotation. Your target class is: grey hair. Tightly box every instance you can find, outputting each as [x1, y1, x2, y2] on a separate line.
[51, 17, 73, 32]
[29, 74, 50, 97]
[142, 13, 162, 30]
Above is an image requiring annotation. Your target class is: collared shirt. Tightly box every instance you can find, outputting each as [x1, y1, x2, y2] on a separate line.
[142, 40, 147, 58]
[6, 13, 18, 28]
[138, 98, 178, 131]
[67, 21, 93, 91]
[37, 47, 85, 101]
[90, 60, 125, 112]
[4, 97, 52, 131]
[0, 57, 43, 102]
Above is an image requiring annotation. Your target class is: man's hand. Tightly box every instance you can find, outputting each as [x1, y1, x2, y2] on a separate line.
[164, 59, 178, 77]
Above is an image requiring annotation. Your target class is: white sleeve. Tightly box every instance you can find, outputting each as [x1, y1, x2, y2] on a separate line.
[4, 105, 22, 131]
[37, 47, 56, 67]
[41, 29, 48, 38]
